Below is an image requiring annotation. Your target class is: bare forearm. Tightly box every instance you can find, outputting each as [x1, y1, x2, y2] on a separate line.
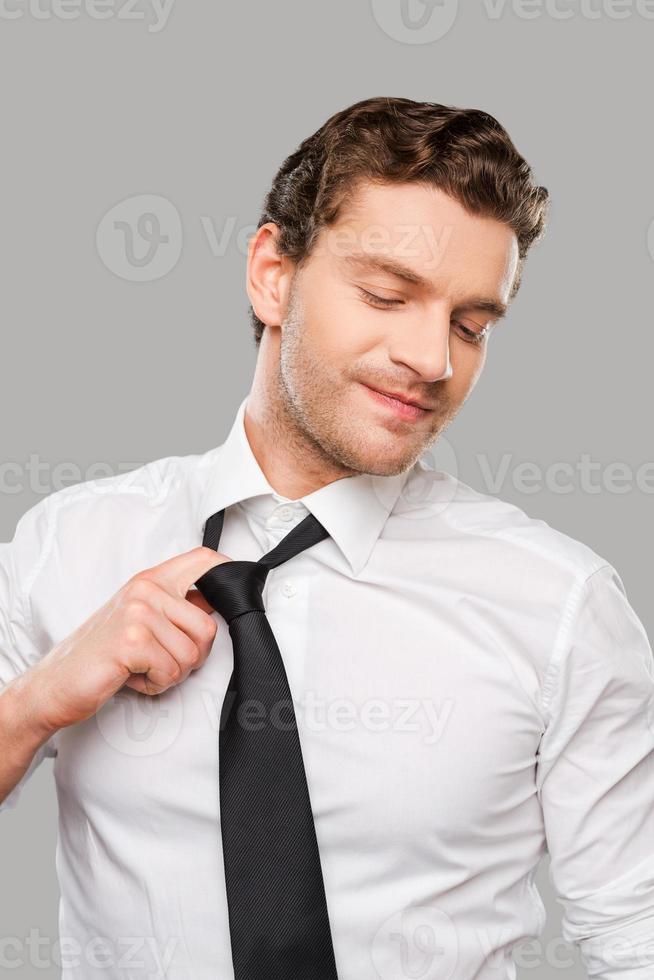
[0, 670, 54, 805]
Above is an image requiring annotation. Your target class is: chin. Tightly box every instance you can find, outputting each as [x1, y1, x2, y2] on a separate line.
[312, 412, 421, 477]
[338, 438, 417, 478]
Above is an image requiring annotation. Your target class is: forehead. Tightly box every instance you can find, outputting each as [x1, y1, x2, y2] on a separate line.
[319, 180, 519, 303]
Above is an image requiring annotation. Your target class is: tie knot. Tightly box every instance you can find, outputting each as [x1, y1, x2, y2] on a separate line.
[195, 560, 269, 624]
[195, 506, 331, 623]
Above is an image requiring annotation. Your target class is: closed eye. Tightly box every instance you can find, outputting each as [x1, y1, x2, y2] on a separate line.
[358, 287, 490, 346]
[358, 287, 403, 309]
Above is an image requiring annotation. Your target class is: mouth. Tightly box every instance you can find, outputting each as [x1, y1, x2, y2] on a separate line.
[360, 383, 432, 422]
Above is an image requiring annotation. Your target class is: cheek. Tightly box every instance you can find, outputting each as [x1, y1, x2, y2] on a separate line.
[303, 287, 379, 358]
[450, 342, 487, 394]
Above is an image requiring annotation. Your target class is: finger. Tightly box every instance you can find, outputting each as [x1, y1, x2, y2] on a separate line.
[185, 587, 217, 618]
[124, 673, 166, 696]
[123, 631, 187, 694]
[147, 610, 208, 679]
[138, 587, 218, 654]
[123, 660, 181, 696]
[138, 546, 233, 600]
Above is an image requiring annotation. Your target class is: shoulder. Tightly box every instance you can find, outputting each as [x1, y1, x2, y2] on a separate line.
[5, 447, 214, 603]
[391, 463, 649, 721]
[396, 461, 611, 587]
[29, 447, 211, 521]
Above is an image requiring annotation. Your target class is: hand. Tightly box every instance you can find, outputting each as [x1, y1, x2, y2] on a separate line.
[21, 546, 231, 736]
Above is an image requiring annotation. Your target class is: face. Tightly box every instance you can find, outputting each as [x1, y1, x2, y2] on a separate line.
[268, 181, 518, 477]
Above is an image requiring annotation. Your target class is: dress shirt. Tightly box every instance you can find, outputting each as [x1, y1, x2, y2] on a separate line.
[1, 393, 654, 980]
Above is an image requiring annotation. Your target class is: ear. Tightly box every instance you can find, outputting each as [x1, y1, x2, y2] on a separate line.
[246, 223, 294, 329]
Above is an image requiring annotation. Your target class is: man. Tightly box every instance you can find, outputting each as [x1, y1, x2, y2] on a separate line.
[1, 96, 653, 979]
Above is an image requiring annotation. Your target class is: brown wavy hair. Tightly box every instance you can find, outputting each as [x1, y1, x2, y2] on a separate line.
[249, 96, 549, 346]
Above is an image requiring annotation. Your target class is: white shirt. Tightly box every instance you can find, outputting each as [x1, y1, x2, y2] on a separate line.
[2, 394, 654, 980]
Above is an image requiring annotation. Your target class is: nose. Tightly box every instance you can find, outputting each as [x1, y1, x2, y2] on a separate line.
[387, 307, 453, 382]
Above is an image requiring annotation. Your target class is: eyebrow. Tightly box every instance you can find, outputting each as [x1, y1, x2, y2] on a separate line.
[340, 252, 509, 322]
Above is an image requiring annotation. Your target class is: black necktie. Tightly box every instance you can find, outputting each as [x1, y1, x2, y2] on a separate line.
[194, 507, 339, 980]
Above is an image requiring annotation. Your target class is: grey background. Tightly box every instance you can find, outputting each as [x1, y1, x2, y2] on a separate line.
[1, 1, 652, 977]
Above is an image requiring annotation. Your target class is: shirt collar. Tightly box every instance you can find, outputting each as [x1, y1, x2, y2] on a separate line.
[197, 395, 412, 576]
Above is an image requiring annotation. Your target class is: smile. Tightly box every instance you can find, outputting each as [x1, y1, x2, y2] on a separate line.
[360, 384, 431, 422]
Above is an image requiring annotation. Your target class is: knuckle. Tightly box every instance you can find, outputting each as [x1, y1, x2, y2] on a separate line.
[122, 621, 150, 650]
[123, 598, 151, 622]
[143, 678, 164, 697]
[197, 545, 228, 564]
[165, 662, 183, 685]
[202, 616, 218, 643]
[180, 636, 201, 667]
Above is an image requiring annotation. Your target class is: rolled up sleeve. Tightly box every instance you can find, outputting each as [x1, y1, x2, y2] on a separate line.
[536, 562, 654, 978]
[0, 496, 57, 810]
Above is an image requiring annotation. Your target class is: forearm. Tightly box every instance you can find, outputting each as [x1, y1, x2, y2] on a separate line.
[0, 670, 55, 805]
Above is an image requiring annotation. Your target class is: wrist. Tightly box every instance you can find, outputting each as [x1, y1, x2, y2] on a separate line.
[0, 668, 58, 752]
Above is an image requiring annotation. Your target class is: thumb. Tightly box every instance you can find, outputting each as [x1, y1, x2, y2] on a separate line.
[186, 585, 223, 616]
[186, 550, 233, 614]
[186, 587, 217, 616]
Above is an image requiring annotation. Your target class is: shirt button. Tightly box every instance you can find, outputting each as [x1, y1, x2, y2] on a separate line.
[281, 579, 296, 598]
[278, 506, 294, 522]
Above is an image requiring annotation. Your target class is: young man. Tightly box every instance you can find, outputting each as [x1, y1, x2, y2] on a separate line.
[1, 97, 653, 979]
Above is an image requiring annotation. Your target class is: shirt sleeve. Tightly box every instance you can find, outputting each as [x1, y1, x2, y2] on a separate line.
[0, 495, 58, 811]
[536, 562, 654, 979]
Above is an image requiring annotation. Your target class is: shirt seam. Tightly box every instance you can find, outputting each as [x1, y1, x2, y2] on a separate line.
[538, 562, 614, 725]
[436, 496, 614, 727]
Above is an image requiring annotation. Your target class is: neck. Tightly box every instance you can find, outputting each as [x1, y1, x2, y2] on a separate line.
[243, 331, 356, 501]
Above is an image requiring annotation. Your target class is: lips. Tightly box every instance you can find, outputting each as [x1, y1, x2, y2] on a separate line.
[361, 384, 431, 421]
[374, 388, 429, 410]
